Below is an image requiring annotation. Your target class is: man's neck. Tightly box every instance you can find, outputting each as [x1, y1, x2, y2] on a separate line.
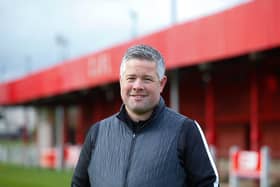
[125, 107, 153, 122]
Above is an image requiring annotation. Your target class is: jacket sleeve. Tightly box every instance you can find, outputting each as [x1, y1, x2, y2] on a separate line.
[178, 119, 219, 187]
[71, 123, 100, 187]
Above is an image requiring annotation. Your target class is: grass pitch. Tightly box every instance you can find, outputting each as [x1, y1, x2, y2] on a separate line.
[0, 162, 73, 187]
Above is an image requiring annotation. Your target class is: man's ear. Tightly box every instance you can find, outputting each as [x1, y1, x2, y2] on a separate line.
[160, 76, 167, 93]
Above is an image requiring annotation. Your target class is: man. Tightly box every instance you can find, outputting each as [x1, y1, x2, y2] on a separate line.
[71, 44, 219, 187]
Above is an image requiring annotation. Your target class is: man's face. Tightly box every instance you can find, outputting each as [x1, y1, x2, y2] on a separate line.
[120, 58, 166, 120]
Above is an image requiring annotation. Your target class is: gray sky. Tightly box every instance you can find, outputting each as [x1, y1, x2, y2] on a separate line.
[0, 0, 250, 83]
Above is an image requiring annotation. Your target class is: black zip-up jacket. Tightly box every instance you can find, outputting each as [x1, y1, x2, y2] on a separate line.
[71, 98, 219, 187]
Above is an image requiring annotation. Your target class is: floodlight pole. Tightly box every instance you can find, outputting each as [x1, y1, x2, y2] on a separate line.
[171, 0, 177, 24]
[129, 8, 138, 39]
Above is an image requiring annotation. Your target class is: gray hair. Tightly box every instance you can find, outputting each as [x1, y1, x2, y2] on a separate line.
[120, 44, 166, 80]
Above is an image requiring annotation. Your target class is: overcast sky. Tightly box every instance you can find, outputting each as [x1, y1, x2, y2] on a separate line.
[0, 0, 250, 83]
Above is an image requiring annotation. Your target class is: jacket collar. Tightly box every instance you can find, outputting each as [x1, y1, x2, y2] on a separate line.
[117, 97, 165, 132]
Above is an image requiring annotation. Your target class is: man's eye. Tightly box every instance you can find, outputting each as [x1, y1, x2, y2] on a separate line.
[127, 77, 135, 81]
[144, 78, 153, 82]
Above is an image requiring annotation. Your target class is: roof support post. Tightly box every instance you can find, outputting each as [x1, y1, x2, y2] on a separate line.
[205, 74, 216, 146]
[169, 69, 180, 112]
[250, 64, 260, 151]
[55, 105, 64, 170]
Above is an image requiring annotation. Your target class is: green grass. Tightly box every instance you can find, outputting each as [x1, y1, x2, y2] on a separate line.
[0, 162, 74, 187]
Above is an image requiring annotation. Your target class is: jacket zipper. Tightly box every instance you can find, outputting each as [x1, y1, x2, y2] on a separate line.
[124, 133, 137, 187]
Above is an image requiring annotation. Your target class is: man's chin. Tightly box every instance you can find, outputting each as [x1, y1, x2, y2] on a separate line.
[133, 109, 147, 115]
[131, 106, 153, 115]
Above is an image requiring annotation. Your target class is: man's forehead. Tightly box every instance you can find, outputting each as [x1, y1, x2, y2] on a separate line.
[125, 59, 156, 67]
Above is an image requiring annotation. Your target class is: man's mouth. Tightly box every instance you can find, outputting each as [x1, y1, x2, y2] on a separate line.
[130, 94, 147, 99]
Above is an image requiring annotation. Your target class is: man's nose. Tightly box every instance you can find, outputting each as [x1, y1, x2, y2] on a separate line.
[132, 79, 144, 90]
